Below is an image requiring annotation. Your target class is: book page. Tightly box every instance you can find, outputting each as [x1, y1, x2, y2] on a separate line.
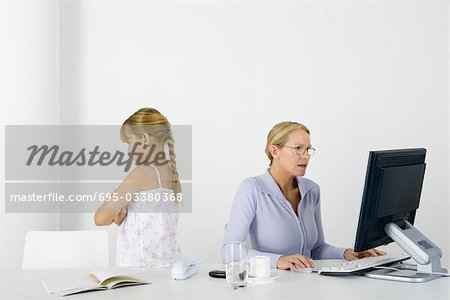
[89, 268, 144, 284]
[102, 276, 150, 289]
[41, 273, 101, 294]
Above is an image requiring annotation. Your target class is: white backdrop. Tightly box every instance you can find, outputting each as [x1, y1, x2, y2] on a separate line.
[1, 0, 448, 270]
[0, 0, 60, 271]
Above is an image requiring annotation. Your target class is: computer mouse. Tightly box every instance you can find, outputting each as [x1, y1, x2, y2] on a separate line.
[170, 258, 200, 280]
[296, 267, 313, 274]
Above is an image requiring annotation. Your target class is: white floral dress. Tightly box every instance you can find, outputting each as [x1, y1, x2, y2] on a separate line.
[115, 165, 181, 268]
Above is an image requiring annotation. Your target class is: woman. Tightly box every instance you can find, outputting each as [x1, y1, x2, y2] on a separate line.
[95, 108, 182, 268]
[222, 121, 385, 271]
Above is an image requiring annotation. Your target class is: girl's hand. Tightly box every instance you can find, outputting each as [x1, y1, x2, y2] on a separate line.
[113, 207, 128, 226]
[277, 254, 315, 272]
[343, 248, 387, 261]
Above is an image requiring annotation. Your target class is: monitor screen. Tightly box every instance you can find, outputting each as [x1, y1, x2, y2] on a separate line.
[353, 148, 426, 252]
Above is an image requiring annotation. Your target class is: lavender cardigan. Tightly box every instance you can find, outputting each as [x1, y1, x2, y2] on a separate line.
[222, 170, 346, 268]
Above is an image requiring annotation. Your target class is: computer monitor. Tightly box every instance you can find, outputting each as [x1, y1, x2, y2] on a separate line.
[354, 148, 426, 252]
[352, 148, 446, 282]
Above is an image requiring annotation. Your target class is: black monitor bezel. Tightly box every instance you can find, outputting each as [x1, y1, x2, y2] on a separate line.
[353, 148, 426, 252]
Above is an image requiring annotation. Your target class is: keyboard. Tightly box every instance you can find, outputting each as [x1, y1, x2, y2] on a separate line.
[312, 252, 411, 275]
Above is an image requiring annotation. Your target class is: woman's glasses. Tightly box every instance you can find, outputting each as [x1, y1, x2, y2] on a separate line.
[283, 145, 316, 156]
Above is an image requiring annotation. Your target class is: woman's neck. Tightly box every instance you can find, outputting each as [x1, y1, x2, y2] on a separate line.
[268, 164, 297, 194]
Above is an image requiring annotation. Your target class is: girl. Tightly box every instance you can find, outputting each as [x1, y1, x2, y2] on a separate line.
[95, 108, 181, 268]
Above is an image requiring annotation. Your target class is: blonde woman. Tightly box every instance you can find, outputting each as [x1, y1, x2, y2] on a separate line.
[222, 122, 385, 271]
[95, 108, 181, 268]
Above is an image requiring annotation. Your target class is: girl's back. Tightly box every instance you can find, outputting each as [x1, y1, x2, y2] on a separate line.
[116, 164, 181, 268]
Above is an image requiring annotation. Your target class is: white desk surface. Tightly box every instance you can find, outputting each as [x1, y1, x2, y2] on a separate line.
[1, 263, 448, 300]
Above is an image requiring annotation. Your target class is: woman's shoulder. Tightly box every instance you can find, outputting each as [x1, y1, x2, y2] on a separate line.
[237, 173, 273, 196]
[297, 176, 320, 191]
[237, 176, 259, 191]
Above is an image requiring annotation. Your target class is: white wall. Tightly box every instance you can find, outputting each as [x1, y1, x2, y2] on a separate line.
[448, 1, 450, 257]
[0, 0, 60, 270]
[1, 0, 448, 269]
[61, 0, 448, 266]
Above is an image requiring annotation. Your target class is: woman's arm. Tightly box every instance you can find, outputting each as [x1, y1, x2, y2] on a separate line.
[222, 178, 289, 268]
[223, 178, 311, 269]
[309, 186, 386, 260]
[310, 186, 347, 259]
[222, 179, 257, 258]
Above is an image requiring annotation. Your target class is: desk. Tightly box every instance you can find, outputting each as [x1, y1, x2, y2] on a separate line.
[1, 263, 448, 300]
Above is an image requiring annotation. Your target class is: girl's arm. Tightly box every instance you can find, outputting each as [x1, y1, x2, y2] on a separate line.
[94, 190, 128, 226]
[112, 207, 128, 226]
[94, 167, 148, 226]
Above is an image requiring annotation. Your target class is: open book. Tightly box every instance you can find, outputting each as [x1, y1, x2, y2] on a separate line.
[42, 268, 150, 296]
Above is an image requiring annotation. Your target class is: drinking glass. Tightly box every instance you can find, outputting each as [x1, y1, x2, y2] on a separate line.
[223, 242, 248, 289]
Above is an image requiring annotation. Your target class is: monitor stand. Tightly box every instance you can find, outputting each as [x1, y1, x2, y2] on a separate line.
[364, 220, 448, 283]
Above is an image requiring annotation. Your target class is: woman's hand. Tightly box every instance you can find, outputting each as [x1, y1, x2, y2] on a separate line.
[343, 248, 387, 261]
[113, 207, 128, 226]
[277, 254, 315, 272]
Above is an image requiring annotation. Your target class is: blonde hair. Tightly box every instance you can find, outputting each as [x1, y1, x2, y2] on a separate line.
[265, 121, 310, 166]
[120, 108, 181, 195]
